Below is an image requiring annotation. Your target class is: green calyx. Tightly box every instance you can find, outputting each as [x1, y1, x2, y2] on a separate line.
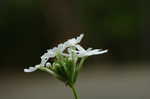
[39, 51, 87, 86]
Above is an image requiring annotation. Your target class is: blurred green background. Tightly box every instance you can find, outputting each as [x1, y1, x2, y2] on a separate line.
[0, 0, 150, 99]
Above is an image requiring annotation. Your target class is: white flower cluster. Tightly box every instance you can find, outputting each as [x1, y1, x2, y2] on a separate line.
[24, 34, 108, 73]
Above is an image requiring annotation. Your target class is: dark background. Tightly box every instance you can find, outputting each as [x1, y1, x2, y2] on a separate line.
[0, 0, 150, 99]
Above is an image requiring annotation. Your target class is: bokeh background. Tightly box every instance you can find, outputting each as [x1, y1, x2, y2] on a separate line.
[0, 0, 150, 99]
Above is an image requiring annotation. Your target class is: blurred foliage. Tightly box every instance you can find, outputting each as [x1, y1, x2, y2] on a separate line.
[0, 0, 149, 70]
[74, 0, 142, 61]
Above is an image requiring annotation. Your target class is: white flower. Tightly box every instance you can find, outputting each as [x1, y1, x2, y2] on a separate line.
[24, 33, 108, 73]
[64, 34, 84, 47]
[40, 49, 55, 66]
[75, 45, 108, 57]
[24, 65, 40, 72]
[40, 34, 84, 66]
[57, 43, 66, 52]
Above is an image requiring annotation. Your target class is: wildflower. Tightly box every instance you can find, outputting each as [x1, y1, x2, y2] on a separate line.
[64, 34, 84, 47]
[39, 34, 84, 67]
[24, 33, 108, 99]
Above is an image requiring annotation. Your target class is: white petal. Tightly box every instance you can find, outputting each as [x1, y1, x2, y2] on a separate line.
[76, 34, 84, 43]
[40, 48, 56, 66]
[94, 49, 108, 54]
[57, 43, 65, 51]
[77, 49, 108, 57]
[75, 45, 86, 52]
[87, 48, 92, 51]
[64, 34, 84, 48]
[35, 64, 41, 68]
[65, 38, 76, 47]
[24, 66, 37, 72]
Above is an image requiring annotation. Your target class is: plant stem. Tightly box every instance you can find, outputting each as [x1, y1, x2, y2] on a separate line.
[69, 84, 79, 99]
[78, 57, 87, 70]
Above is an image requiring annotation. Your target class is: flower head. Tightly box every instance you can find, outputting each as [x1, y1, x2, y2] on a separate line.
[24, 33, 107, 85]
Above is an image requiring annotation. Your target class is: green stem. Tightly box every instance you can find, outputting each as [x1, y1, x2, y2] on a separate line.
[78, 57, 87, 70]
[69, 84, 79, 99]
[39, 67, 65, 81]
